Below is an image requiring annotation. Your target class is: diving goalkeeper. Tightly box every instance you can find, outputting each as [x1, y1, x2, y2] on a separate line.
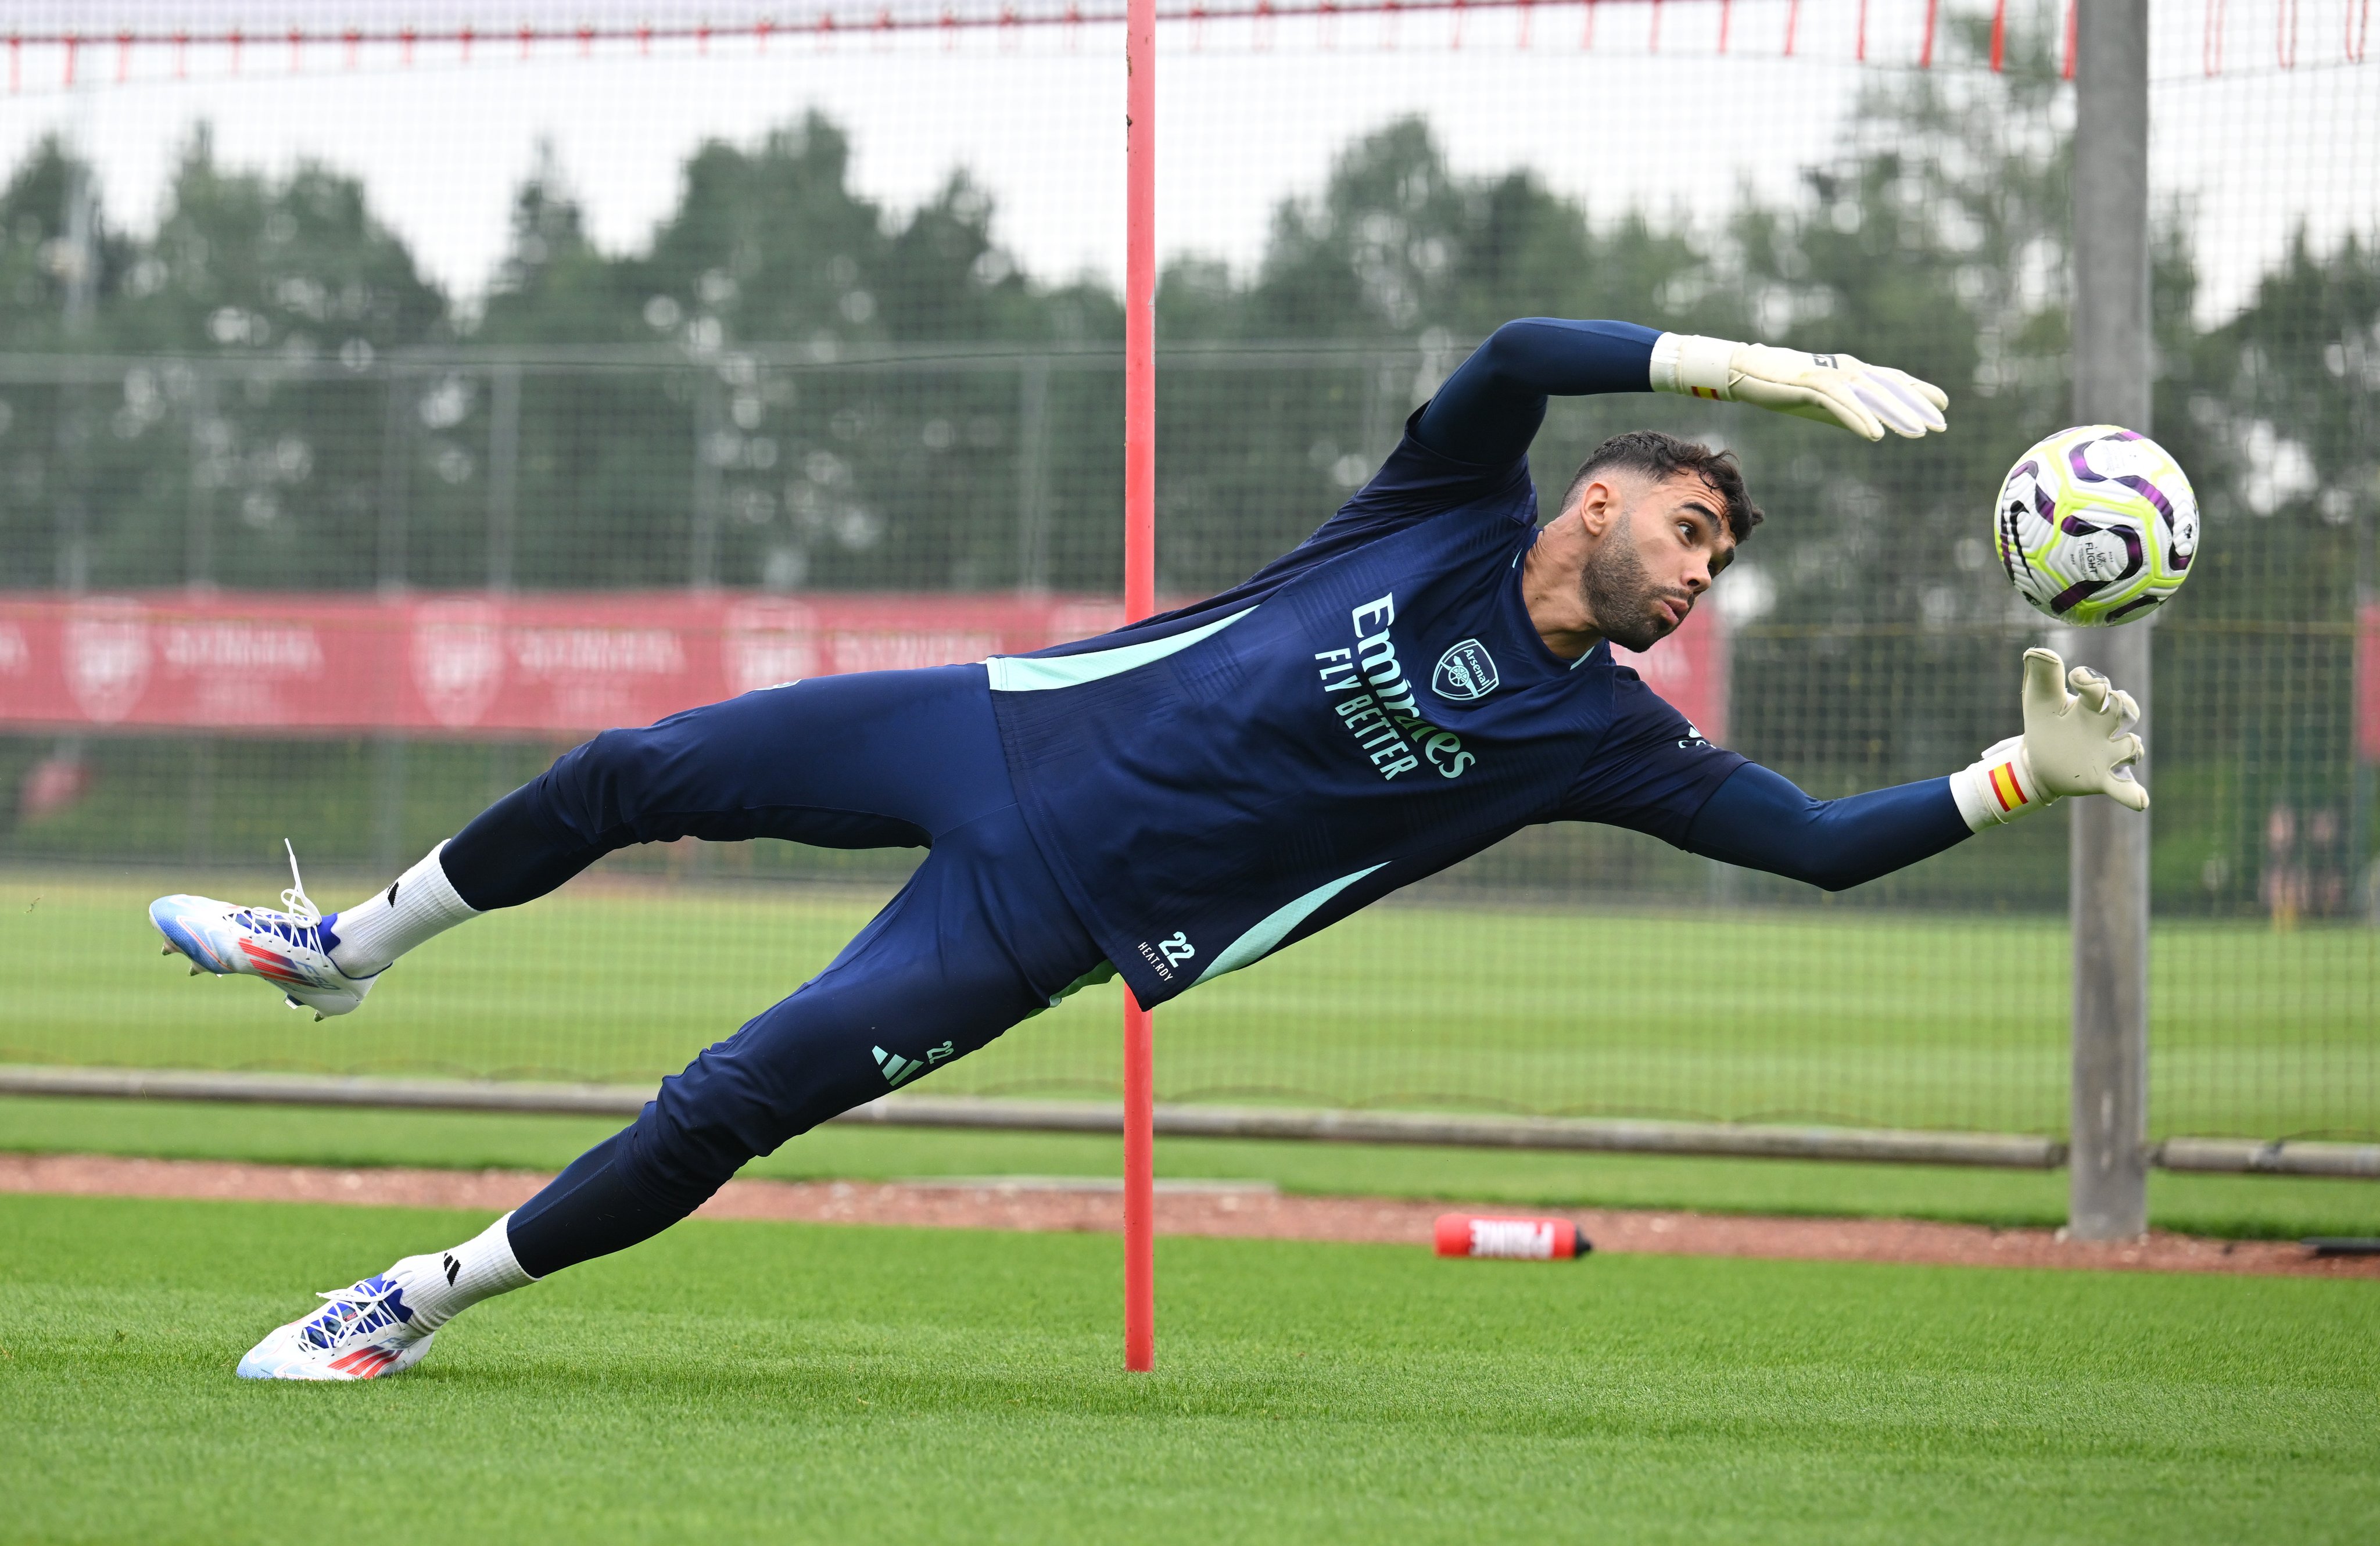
[148, 320, 2147, 1381]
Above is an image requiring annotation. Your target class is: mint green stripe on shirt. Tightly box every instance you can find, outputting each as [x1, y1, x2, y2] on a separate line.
[984, 607, 1257, 693]
[1195, 863, 1388, 986]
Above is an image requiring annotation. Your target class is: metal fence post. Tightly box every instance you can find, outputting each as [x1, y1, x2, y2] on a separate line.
[1015, 354, 1052, 592]
[370, 734, 407, 878]
[487, 363, 521, 591]
[373, 362, 415, 881]
[185, 365, 216, 590]
[2067, 0, 2153, 1240]
[2354, 364, 2377, 924]
[52, 155, 94, 593]
[378, 369, 411, 593]
[185, 737, 216, 867]
[690, 373, 722, 591]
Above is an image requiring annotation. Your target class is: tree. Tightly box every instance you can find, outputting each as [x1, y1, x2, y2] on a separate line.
[0, 139, 131, 586]
[0, 136, 133, 345]
[0, 130, 445, 589]
[469, 114, 1120, 590]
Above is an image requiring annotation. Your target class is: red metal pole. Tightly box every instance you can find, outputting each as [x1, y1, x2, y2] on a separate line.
[1121, 0, 1158, 1376]
[1122, 983, 1155, 1376]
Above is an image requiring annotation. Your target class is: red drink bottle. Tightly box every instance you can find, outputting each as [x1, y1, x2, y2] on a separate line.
[1433, 1214, 1592, 1260]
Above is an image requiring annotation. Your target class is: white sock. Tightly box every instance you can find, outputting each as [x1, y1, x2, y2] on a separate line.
[327, 841, 480, 977]
[385, 1213, 537, 1333]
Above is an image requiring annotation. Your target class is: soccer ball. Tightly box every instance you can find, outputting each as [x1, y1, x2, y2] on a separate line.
[1992, 425, 2199, 627]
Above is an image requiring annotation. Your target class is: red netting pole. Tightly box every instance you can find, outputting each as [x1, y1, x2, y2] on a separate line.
[1122, 0, 1158, 1376]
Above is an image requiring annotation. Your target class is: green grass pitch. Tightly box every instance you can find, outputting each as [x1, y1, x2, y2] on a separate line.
[3, 1193, 2375, 1544]
[6, 867, 2376, 1141]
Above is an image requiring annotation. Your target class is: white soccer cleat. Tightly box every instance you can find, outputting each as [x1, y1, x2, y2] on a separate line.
[149, 841, 378, 1019]
[236, 1274, 436, 1381]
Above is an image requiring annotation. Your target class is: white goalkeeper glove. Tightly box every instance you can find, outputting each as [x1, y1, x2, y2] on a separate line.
[1650, 333, 1949, 442]
[1951, 648, 2149, 830]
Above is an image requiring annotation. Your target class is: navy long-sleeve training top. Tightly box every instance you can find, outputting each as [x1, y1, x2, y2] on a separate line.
[987, 319, 1973, 1008]
[1414, 317, 1974, 894]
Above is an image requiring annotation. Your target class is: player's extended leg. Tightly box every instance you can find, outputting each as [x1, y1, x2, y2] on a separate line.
[231, 780, 1114, 1379]
[150, 664, 1012, 1017]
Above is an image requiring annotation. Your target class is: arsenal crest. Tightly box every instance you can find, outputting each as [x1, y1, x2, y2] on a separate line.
[1431, 639, 1499, 702]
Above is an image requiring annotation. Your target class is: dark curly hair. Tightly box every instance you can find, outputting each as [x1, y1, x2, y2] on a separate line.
[1563, 431, 1764, 545]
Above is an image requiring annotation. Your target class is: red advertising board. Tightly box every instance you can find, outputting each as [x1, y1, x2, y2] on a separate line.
[2363, 603, 2380, 765]
[1611, 607, 1729, 748]
[0, 589, 1729, 744]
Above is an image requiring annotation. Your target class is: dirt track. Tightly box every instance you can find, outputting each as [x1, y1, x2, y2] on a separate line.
[5, 1151, 2375, 1279]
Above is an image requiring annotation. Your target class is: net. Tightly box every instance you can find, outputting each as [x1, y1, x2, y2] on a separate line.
[0, 0, 2372, 1147]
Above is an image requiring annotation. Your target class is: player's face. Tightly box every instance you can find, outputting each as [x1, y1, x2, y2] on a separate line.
[1581, 472, 1736, 652]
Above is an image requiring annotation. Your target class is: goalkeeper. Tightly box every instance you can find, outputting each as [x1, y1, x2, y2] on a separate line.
[149, 319, 2146, 1381]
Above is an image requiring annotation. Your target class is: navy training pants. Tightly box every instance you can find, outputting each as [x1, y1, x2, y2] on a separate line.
[447, 665, 1107, 1278]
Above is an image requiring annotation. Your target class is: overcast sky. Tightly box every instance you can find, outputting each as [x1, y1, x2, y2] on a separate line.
[0, 1, 2368, 325]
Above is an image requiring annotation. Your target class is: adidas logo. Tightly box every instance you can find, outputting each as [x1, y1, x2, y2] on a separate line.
[442, 1253, 461, 1287]
[874, 1041, 955, 1089]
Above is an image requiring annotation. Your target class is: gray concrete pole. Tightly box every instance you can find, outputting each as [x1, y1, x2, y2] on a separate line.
[2067, 0, 2153, 1240]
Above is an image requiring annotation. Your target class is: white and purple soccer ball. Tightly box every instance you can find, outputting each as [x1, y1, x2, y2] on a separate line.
[1992, 425, 2199, 627]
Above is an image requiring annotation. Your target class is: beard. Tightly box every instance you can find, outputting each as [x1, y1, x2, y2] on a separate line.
[1580, 511, 1683, 653]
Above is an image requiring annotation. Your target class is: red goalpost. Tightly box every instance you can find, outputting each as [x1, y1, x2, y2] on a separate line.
[1121, 0, 1159, 1374]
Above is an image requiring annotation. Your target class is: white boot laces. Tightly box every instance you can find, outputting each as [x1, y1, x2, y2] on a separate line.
[302, 1278, 411, 1351]
[279, 838, 322, 923]
[235, 840, 327, 954]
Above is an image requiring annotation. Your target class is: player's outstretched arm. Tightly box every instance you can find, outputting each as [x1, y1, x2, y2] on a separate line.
[1413, 317, 1948, 469]
[1683, 764, 1972, 893]
[1413, 318, 1666, 466]
[1683, 646, 2145, 891]
[1649, 333, 1949, 442]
